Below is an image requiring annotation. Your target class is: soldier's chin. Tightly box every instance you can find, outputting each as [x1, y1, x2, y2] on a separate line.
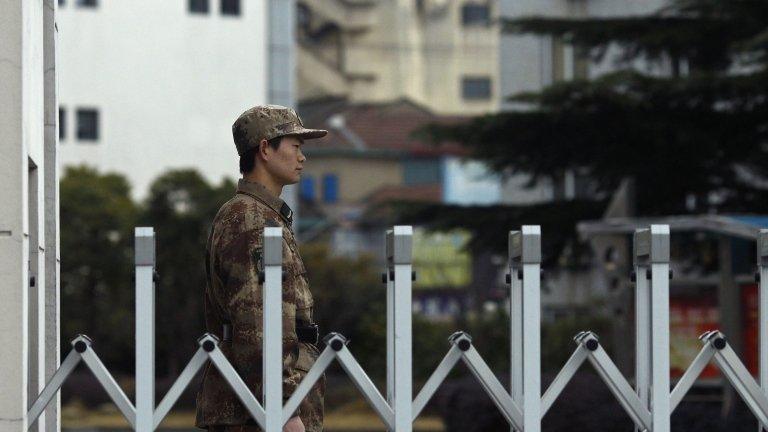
[285, 174, 301, 185]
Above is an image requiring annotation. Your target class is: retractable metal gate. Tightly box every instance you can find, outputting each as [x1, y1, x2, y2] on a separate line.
[26, 225, 768, 431]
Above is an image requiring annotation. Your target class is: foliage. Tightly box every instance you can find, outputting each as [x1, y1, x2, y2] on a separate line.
[410, 0, 768, 256]
[139, 169, 235, 375]
[60, 166, 138, 371]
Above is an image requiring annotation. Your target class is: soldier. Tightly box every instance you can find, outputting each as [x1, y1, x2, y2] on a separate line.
[196, 105, 328, 432]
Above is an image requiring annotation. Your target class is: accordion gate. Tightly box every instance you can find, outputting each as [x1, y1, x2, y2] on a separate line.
[26, 225, 768, 431]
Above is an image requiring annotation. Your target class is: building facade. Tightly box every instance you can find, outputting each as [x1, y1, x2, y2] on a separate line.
[297, 0, 500, 115]
[1, 1, 60, 431]
[57, 0, 297, 204]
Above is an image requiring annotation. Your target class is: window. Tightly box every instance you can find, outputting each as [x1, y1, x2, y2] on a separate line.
[461, 77, 491, 100]
[322, 174, 338, 204]
[404, 159, 441, 185]
[299, 175, 316, 202]
[461, 4, 490, 26]
[189, 0, 209, 14]
[77, 0, 98, 7]
[58, 0, 65, 6]
[76, 109, 99, 141]
[59, 108, 66, 141]
[220, 0, 240, 16]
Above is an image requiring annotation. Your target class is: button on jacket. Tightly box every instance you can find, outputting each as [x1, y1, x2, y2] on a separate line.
[196, 179, 324, 431]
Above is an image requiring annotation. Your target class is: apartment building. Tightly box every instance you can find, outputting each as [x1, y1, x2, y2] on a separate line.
[297, 0, 500, 115]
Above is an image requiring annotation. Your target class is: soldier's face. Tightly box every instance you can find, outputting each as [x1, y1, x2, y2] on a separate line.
[265, 135, 306, 186]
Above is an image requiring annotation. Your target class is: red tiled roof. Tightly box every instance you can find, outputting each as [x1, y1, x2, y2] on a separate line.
[299, 98, 469, 157]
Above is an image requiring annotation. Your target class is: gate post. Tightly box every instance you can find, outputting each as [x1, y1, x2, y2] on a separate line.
[757, 229, 768, 431]
[386, 226, 413, 432]
[634, 225, 670, 432]
[509, 226, 541, 432]
[264, 227, 284, 431]
[135, 227, 156, 432]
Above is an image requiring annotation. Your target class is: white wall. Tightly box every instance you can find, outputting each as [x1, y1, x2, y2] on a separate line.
[1, 0, 51, 430]
[442, 157, 502, 205]
[58, 0, 270, 198]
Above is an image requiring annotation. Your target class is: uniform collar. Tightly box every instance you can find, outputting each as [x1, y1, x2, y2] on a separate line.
[236, 179, 294, 226]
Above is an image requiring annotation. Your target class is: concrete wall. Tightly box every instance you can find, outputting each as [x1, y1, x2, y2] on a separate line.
[0, 0, 58, 431]
[57, 0, 270, 199]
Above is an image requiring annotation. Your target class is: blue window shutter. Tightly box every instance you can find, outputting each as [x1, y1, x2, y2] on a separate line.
[322, 174, 338, 203]
[300, 175, 315, 201]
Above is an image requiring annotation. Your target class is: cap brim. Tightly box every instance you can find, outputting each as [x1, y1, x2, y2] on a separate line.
[286, 128, 328, 140]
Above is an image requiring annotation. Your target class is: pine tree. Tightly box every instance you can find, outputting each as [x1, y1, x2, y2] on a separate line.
[401, 0, 768, 261]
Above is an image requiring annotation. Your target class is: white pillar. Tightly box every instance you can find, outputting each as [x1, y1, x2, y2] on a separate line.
[386, 227, 413, 432]
[0, 1, 47, 431]
[43, 1, 61, 431]
[135, 228, 156, 432]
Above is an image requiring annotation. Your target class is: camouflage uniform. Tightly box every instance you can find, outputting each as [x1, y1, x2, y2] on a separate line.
[196, 105, 327, 431]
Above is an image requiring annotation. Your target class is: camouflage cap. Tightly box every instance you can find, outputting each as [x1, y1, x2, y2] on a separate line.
[232, 105, 327, 156]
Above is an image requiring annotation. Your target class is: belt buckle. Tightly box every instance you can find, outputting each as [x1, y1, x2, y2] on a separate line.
[308, 323, 319, 345]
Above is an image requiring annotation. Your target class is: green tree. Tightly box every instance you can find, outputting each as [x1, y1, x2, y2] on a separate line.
[140, 169, 235, 376]
[60, 166, 138, 371]
[410, 0, 768, 256]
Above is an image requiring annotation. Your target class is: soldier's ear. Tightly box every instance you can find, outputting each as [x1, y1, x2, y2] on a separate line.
[258, 139, 271, 162]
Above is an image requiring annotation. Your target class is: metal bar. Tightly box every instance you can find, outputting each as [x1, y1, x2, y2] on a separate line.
[27, 349, 82, 425]
[412, 346, 462, 420]
[80, 344, 137, 428]
[541, 345, 589, 417]
[335, 346, 395, 430]
[670, 343, 716, 413]
[711, 337, 768, 426]
[283, 346, 337, 424]
[649, 225, 671, 432]
[392, 226, 413, 432]
[263, 226, 283, 432]
[650, 262, 671, 431]
[461, 345, 524, 430]
[153, 348, 209, 429]
[521, 225, 542, 432]
[633, 228, 651, 428]
[509, 230, 523, 431]
[207, 343, 266, 428]
[135, 227, 156, 432]
[584, 339, 652, 431]
[758, 229, 768, 431]
[386, 230, 395, 412]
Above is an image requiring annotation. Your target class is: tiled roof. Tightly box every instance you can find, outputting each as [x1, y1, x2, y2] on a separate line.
[298, 97, 469, 157]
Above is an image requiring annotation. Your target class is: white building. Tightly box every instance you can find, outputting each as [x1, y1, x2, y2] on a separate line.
[1, 2, 59, 432]
[57, 0, 297, 203]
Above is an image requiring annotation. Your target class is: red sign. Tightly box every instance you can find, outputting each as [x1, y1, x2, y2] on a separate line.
[670, 283, 759, 378]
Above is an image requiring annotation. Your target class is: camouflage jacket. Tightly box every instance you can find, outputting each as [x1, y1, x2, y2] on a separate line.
[195, 179, 324, 431]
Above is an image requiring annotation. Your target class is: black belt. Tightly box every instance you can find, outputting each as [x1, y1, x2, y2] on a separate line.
[296, 321, 319, 345]
[222, 321, 319, 345]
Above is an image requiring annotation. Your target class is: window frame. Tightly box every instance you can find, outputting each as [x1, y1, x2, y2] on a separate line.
[76, 0, 98, 8]
[220, 0, 241, 16]
[461, 3, 490, 27]
[322, 174, 339, 204]
[189, 0, 209, 14]
[59, 107, 66, 141]
[461, 76, 492, 101]
[76, 108, 100, 142]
